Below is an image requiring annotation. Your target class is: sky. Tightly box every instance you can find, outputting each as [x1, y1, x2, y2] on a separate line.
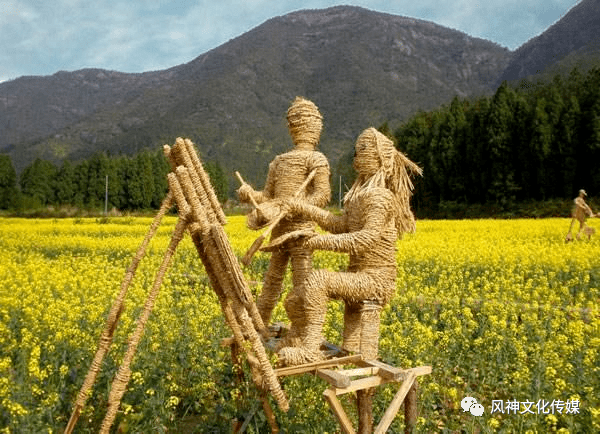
[0, 0, 580, 83]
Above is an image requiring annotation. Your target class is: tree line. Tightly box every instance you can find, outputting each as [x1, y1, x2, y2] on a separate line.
[392, 67, 600, 216]
[0, 150, 229, 212]
[2, 66, 599, 217]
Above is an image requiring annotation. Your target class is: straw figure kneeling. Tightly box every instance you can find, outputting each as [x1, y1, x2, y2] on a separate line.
[237, 97, 331, 326]
[270, 127, 422, 366]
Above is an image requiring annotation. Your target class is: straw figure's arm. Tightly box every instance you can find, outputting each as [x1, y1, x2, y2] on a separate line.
[305, 188, 394, 256]
[574, 197, 594, 220]
[238, 159, 279, 205]
[286, 197, 348, 234]
[302, 153, 331, 208]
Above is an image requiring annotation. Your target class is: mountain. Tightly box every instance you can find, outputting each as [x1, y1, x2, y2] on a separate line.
[496, 0, 600, 84]
[0, 6, 511, 183]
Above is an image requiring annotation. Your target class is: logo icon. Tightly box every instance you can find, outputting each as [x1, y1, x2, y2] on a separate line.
[461, 396, 484, 416]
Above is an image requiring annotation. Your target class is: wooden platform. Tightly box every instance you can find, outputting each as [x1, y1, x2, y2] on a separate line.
[226, 323, 432, 433]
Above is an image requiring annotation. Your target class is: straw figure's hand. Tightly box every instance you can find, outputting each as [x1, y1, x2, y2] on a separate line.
[237, 183, 256, 203]
[280, 198, 312, 217]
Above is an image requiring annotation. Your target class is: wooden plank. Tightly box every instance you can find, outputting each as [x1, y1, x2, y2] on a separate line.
[357, 362, 432, 380]
[336, 367, 379, 378]
[359, 360, 404, 381]
[374, 372, 416, 434]
[323, 388, 356, 434]
[275, 354, 363, 377]
[316, 369, 351, 388]
[334, 375, 389, 395]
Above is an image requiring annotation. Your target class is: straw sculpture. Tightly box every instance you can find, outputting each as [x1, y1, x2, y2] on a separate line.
[237, 97, 331, 327]
[65, 193, 174, 434]
[269, 127, 422, 366]
[566, 189, 597, 242]
[67, 138, 289, 434]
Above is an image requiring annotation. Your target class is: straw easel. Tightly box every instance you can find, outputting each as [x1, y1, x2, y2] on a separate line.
[66, 137, 288, 434]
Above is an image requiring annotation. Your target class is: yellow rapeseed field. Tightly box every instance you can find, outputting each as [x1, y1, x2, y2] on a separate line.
[0, 216, 598, 433]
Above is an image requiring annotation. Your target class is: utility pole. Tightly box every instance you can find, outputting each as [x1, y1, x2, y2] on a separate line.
[339, 175, 342, 210]
[104, 175, 108, 215]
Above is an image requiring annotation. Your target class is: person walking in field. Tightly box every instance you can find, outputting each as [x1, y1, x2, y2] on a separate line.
[566, 189, 597, 242]
[268, 127, 421, 365]
[237, 96, 331, 327]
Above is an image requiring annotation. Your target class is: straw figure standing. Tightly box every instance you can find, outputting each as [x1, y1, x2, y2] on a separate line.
[272, 127, 422, 365]
[237, 97, 331, 327]
[566, 189, 598, 242]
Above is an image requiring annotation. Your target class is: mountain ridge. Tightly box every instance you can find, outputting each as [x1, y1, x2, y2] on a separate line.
[496, 0, 600, 84]
[0, 5, 515, 182]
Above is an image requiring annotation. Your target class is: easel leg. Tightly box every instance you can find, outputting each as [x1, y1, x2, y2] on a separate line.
[229, 343, 279, 434]
[261, 392, 279, 433]
[404, 381, 418, 434]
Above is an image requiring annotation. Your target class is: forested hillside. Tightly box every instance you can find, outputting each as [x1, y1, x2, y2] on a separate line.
[2, 67, 598, 218]
[0, 6, 510, 181]
[393, 67, 600, 217]
[0, 150, 228, 213]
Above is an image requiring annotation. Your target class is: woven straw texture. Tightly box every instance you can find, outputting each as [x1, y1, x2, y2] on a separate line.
[278, 128, 422, 366]
[237, 97, 331, 326]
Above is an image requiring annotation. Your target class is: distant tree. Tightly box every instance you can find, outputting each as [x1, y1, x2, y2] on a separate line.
[86, 153, 111, 208]
[124, 152, 155, 209]
[19, 158, 57, 206]
[555, 95, 581, 196]
[54, 160, 76, 205]
[150, 149, 170, 208]
[0, 155, 18, 209]
[205, 160, 229, 204]
[72, 160, 89, 207]
[485, 82, 520, 207]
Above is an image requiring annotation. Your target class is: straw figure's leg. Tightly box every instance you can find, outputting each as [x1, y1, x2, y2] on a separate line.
[577, 219, 586, 240]
[277, 244, 313, 348]
[279, 269, 385, 366]
[565, 218, 576, 242]
[256, 249, 290, 325]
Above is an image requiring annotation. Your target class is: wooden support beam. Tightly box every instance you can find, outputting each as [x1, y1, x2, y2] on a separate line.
[274, 354, 363, 377]
[316, 369, 352, 388]
[404, 381, 418, 434]
[323, 388, 356, 434]
[374, 371, 416, 434]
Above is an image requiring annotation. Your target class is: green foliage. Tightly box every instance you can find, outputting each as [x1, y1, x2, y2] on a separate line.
[394, 67, 600, 218]
[0, 155, 18, 209]
[19, 158, 57, 206]
[205, 160, 229, 204]
[12, 148, 222, 212]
